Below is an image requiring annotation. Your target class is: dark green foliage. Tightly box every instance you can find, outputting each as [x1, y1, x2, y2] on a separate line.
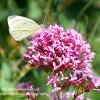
[0, 0, 100, 100]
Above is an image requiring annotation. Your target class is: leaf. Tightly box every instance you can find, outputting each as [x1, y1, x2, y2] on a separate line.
[0, 62, 14, 90]
[27, 0, 42, 20]
[58, 14, 76, 29]
[1, 62, 12, 79]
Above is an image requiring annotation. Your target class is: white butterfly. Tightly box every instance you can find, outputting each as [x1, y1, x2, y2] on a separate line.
[7, 15, 44, 41]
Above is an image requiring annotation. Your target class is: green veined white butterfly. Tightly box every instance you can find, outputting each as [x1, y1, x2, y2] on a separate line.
[7, 15, 44, 41]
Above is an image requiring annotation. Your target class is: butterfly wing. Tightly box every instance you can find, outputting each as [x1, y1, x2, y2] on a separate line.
[8, 15, 42, 41]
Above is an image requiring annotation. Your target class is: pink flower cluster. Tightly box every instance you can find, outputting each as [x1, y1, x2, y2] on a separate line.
[16, 82, 34, 100]
[23, 25, 100, 98]
[50, 91, 91, 100]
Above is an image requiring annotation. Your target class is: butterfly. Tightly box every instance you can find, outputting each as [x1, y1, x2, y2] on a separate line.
[7, 15, 44, 41]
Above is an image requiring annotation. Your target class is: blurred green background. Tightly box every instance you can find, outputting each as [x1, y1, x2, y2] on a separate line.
[0, 0, 100, 100]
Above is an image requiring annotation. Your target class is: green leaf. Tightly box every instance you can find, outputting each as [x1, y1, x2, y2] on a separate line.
[1, 62, 12, 79]
[58, 14, 76, 29]
[27, 0, 42, 20]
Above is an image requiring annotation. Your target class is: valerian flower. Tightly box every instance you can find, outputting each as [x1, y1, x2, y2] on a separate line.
[23, 24, 100, 99]
[16, 82, 34, 100]
[50, 91, 91, 100]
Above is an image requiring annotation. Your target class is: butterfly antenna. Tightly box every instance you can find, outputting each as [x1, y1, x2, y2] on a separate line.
[42, 0, 52, 25]
[42, 8, 49, 25]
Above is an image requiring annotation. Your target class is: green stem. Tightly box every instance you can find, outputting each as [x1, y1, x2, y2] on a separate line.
[77, 0, 94, 20]
[57, 91, 60, 100]
[89, 17, 100, 42]
[74, 0, 94, 28]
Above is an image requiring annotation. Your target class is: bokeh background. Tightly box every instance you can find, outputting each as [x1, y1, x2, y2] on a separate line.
[0, 0, 100, 100]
